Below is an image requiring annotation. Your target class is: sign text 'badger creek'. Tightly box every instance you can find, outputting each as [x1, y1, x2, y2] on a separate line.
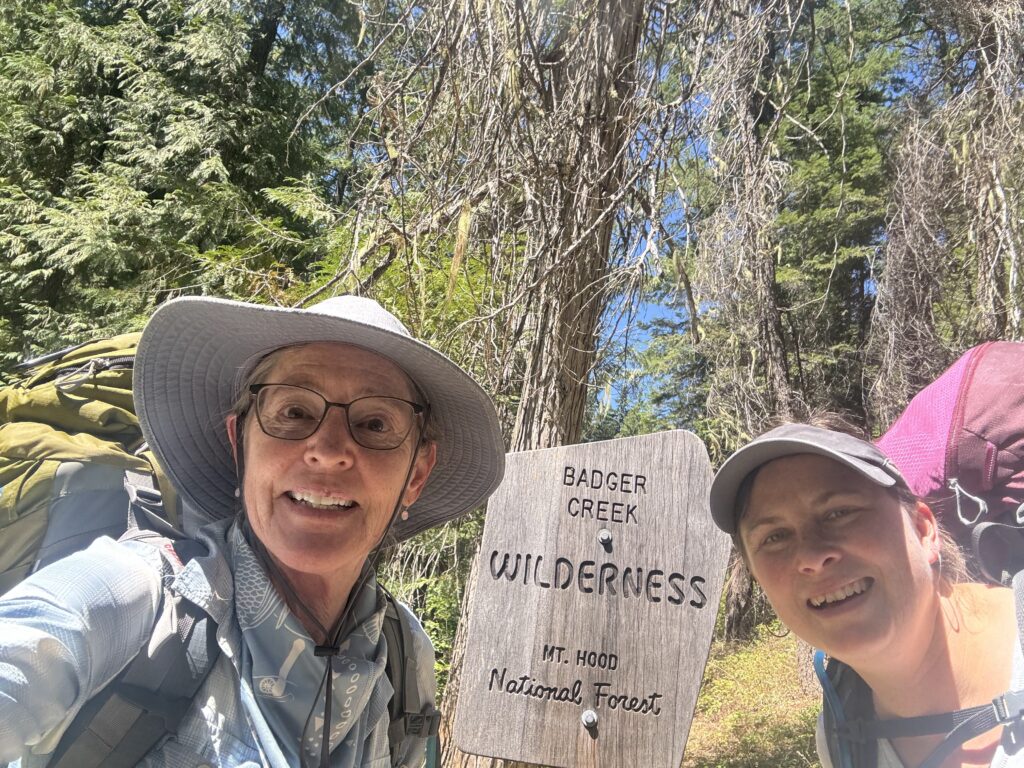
[453, 431, 731, 768]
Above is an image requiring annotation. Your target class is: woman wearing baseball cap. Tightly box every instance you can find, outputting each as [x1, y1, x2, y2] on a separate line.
[0, 296, 505, 768]
[709, 420, 1019, 768]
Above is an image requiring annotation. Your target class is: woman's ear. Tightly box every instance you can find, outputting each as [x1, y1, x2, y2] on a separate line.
[402, 441, 437, 508]
[225, 414, 239, 464]
[911, 500, 940, 563]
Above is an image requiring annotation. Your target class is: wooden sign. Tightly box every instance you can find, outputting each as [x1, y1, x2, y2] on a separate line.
[454, 430, 730, 768]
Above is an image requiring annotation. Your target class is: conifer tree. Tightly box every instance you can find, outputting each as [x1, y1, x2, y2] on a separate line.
[0, 0, 363, 367]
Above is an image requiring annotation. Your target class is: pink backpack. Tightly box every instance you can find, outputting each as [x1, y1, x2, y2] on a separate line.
[877, 341, 1024, 581]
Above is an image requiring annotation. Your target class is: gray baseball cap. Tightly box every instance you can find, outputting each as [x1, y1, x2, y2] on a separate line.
[709, 423, 906, 533]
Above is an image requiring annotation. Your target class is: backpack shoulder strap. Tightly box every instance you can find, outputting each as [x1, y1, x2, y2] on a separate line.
[815, 651, 876, 768]
[133, 449, 182, 530]
[45, 532, 218, 768]
[380, 589, 441, 757]
[816, 651, 849, 768]
[818, 572, 1024, 768]
[123, 466, 182, 537]
[919, 570, 1024, 759]
[973, 521, 1024, 587]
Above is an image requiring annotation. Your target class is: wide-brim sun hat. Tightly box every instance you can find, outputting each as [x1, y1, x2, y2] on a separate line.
[134, 295, 506, 542]
[709, 423, 906, 534]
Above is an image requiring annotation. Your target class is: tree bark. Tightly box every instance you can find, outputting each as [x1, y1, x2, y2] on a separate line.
[438, 1, 651, 764]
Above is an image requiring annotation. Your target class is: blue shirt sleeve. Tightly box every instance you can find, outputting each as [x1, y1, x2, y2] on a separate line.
[0, 536, 162, 761]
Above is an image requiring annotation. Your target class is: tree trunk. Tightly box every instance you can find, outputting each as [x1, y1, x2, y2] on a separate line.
[438, 0, 651, 764]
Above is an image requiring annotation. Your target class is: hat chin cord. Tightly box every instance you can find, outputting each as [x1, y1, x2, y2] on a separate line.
[234, 412, 423, 768]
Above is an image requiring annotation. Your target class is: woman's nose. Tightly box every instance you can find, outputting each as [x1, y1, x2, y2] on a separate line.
[304, 407, 356, 464]
[795, 534, 841, 574]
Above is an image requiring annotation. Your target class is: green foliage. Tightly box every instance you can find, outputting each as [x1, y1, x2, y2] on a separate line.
[596, 0, 913, 451]
[582, 258, 716, 458]
[380, 512, 485, 698]
[767, 0, 907, 415]
[0, 0, 364, 368]
[683, 624, 821, 768]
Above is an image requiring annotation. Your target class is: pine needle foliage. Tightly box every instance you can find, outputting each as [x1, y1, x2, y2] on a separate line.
[0, 0, 365, 369]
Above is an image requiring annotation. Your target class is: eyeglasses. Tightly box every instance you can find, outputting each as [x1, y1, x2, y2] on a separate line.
[248, 383, 426, 450]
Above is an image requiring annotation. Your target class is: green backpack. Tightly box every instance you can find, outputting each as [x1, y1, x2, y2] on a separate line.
[0, 333, 180, 595]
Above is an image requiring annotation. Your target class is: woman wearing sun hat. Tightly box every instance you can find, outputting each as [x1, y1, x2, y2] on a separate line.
[0, 296, 505, 768]
[708, 420, 1019, 768]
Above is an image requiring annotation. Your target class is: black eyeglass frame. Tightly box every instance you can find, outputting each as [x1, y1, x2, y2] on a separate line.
[247, 382, 427, 450]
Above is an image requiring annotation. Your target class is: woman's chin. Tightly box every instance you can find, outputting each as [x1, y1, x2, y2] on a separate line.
[814, 623, 899, 667]
[260, 528, 368, 579]
[295, 540, 363, 571]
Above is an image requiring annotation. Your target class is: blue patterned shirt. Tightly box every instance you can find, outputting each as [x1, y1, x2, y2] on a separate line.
[0, 519, 435, 768]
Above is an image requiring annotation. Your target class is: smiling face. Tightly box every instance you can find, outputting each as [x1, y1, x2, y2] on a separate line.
[226, 342, 436, 582]
[738, 454, 939, 665]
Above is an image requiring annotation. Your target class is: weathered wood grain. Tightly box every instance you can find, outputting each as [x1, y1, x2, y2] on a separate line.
[453, 430, 730, 768]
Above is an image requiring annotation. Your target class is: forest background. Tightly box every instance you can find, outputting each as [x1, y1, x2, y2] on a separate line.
[1, 0, 1021, 765]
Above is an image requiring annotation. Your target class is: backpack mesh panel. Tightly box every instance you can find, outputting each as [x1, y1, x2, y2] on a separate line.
[876, 348, 979, 498]
[958, 343, 1024, 507]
